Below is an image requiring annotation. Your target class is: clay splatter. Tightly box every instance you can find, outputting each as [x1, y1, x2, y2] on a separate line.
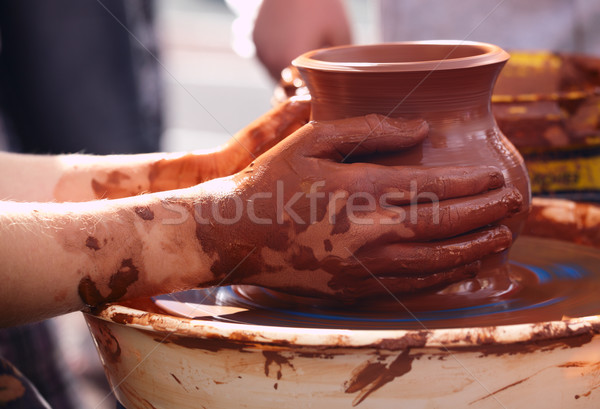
[344, 349, 417, 406]
[263, 351, 294, 380]
[0, 375, 25, 402]
[134, 206, 155, 221]
[78, 258, 140, 306]
[86, 236, 101, 251]
[90, 322, 121, 364]
[91, 170, 132, 199]
[170, 373, 182, 385]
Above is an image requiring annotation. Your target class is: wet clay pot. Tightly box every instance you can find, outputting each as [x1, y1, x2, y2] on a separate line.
[293, 41, 531, 241]
[85, 197, 600, 408]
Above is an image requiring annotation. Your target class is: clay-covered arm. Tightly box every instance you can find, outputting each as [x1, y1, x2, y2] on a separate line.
[193, 114, 523, 300]
[0, 189, 208, 327]
[0, 150, 215, 202]
[0, 97, 310, 203]
[0, 113, 522, 327]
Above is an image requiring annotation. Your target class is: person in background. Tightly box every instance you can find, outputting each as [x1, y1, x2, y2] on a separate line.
[253, 0, 352, 80]
[253, 0, 600, 81]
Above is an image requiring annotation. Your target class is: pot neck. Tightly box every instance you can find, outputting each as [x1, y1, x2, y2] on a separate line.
[302, 62, 506, 128]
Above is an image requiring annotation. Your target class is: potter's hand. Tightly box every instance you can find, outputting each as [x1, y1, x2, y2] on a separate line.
[147, 96, 311, 193]
[194, 114, 522, 301]
[45, 97, 310, 202]
[220, 96, 312, 174]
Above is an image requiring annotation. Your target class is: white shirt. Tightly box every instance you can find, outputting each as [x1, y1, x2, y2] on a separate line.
[380, 0, 600, 55]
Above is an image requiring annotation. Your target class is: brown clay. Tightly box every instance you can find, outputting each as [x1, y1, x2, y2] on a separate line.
[293, 41, 530, 232]
[78, 258, 140, 306]
[492, 51, 600, 149]
[289, 41, 531, 298]
[523, 197, 600, 248]
[83, 97, 310, 201]
[146, 97, 311, 194]
[191, 112, 522, 301]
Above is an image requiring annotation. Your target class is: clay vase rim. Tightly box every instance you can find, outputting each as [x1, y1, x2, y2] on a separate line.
[292, 40, 510, 73]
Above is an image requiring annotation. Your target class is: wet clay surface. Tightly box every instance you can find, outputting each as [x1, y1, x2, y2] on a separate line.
[292, 42, 531, 297]
[524, 198, 600, 249]
[191, 113, 521, 300]
[153, 236, 600, 330]
[284, 52, 600, 150]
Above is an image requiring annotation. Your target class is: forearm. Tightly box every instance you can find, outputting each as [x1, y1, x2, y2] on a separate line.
[0, 190, 213, 327]
[0, 98, 309, 203]
[0, 149, 236, 202]
[54, 150, 234, 201]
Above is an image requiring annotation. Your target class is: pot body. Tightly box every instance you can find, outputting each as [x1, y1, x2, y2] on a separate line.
[293, 42, 531, 239]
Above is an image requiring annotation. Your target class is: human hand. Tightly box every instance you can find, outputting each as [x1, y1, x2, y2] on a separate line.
[75, 96, 310, 202]
[193, 114, 522, 301]
[253, 0, 352, 80]
[147, 96, 311, 193]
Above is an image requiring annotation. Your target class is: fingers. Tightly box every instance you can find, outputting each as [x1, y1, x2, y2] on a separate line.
[324, 226, 510, 300]
[271, 95, 312, 138]
[360, 262, 480, 297]
[355, 226, 512, 276]
[319, 162, 505, 204]
[384, 166, 505, 204]
[303, 114, 428, 160]
[331, 262, 480, 300]
[359, 186, 522, 241]
[407, 187, 523, 240]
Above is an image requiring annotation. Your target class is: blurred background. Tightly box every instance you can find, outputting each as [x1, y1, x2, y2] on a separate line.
[158, 0, 376, 152]
[47, 1, 376, 408]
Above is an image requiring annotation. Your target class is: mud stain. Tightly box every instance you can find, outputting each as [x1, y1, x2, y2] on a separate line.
[344, 349, 417, 406]
[0, 374, 25, 402]
[469, 376, 531, 405]
[91, 170, 132, 199]
[90, 322, 121, 364]
[575, 385, 600, 400]
[78, 258, 140, 306]
[134, 206, 155, 221]
[450, 331, 596, 357]
[263, 351, 295, 380]
[86, 236, 101, 250]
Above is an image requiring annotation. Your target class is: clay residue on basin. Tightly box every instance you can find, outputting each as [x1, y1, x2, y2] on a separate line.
[344, 349, 419, 406]
[524, 198, 600, 248]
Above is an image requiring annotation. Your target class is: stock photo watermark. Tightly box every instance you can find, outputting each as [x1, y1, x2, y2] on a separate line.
[161, 180, 440, 226]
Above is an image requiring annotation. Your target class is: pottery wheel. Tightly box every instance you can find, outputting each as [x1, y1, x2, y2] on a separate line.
[153, 237, 600, 330]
